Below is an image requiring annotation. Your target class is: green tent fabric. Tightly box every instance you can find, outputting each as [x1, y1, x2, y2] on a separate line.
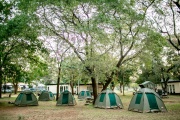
[27, 94, 33, 101]
[146, 93, 159, 110]
[135, 93, 142, 104]
[81, 91, 85, 96]
[57, 90, 76, 106]
[62, 93, 68, 104]
[100, 93, 105, 102]
[108, 93, 116, 106]
[86, 91, 91, 96]
[14, 90, 38, 106]
[17, 93, 23, 101]
[78, 90, 92, 99]
[94, 89, 123, 109]
[38, 90, 55, 101]
[128, 88, 167, 113]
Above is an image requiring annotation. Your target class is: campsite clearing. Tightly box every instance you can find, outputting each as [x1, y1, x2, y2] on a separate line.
[0, 93, 180, 120]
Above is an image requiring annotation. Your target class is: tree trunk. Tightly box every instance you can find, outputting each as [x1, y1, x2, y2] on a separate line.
[91, 77, 97, 104]
[123, 85, 125, 96]
[122, 76, 125, 96]
[56, 67, 61, 101]
[56, 76, 60, 101]
[161, 78, 169, 95]
[0, 81, 2, 98]
[119, 83, 122, 93]
[102, 79, 112, 90]
[14, 83, 18, 94]
[111, 86, 115, 91]
[70, 80, 74, 96]
[0, 68, 3, 98]
[102, 72, 115, 91]
[3, 81, 6, 93]
[12, 80, 18, 94]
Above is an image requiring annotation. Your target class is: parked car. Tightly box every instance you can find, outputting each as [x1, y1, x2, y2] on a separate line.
[23, 88, 36, 92]
[30, 88, 36, 92]
[1, 89, 12, 93]
[35, 88, 46, 96]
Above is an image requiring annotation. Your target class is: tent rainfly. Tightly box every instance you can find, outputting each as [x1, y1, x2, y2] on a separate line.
[14, 90, 38, 106]
[38, 90, 55, 101]
[94, 89, 123, 109]
[128, 88, 167, 113]
[78, 90, 92, 99]
[139, 81, 155, 90]
[57, 90, 76, 106]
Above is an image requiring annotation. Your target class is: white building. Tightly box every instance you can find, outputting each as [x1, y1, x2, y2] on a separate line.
[46, 83, 70, 94]
[156, 79, 180, 95]
[46, 83, 103, 95]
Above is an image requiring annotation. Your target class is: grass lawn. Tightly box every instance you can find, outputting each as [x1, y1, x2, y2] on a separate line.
[0, 92, 180, 120]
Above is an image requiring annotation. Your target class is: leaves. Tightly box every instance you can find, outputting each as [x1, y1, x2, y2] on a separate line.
[0, 0, 178, 99]
[0, 0, 49, 98]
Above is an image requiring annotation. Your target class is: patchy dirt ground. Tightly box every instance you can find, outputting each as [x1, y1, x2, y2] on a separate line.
[0, 93, 180, 120]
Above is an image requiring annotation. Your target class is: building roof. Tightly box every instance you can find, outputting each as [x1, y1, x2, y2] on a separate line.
[161, 79, 180, 83]
[167, 79, 180, 83]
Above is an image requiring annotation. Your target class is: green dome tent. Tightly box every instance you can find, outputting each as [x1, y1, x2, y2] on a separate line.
[128, 88, 167, 113]
[94, 89, 123, 109]
[14, 90, 38, 106]
[78, 90, 92, 99]
[56, 90, 76, 106]
[38, 90, 55, 101]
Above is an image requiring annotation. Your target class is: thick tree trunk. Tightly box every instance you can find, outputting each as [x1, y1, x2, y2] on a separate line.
[119, 83, 122, 93]
[123, 85, 125, 96]
[85, 66, 98, 104]
[0, 81, 2, 98]
[0, 69, 2, 98]
[56, 67, 61, 101]
[14, 83, 18, 94]
[70, 81, 74, 96]
[161, 78, 169, 95]
[102, 72, 114, 91]
[91, 77, 97, 104]
[12, 80, 18, 94]
[102, 79, 112, 91]
[3, 81, 6, 94]
[161, 83, 167, 95]
[56, 77, 60, 101]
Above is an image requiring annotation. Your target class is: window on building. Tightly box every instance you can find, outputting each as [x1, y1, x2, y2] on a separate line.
[172, 85, 175, 93]
[167, 85, 169, 93]
[87, 86, 92, 91]
[60, 86, 63, 93]
[169, 85, 172, 94]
